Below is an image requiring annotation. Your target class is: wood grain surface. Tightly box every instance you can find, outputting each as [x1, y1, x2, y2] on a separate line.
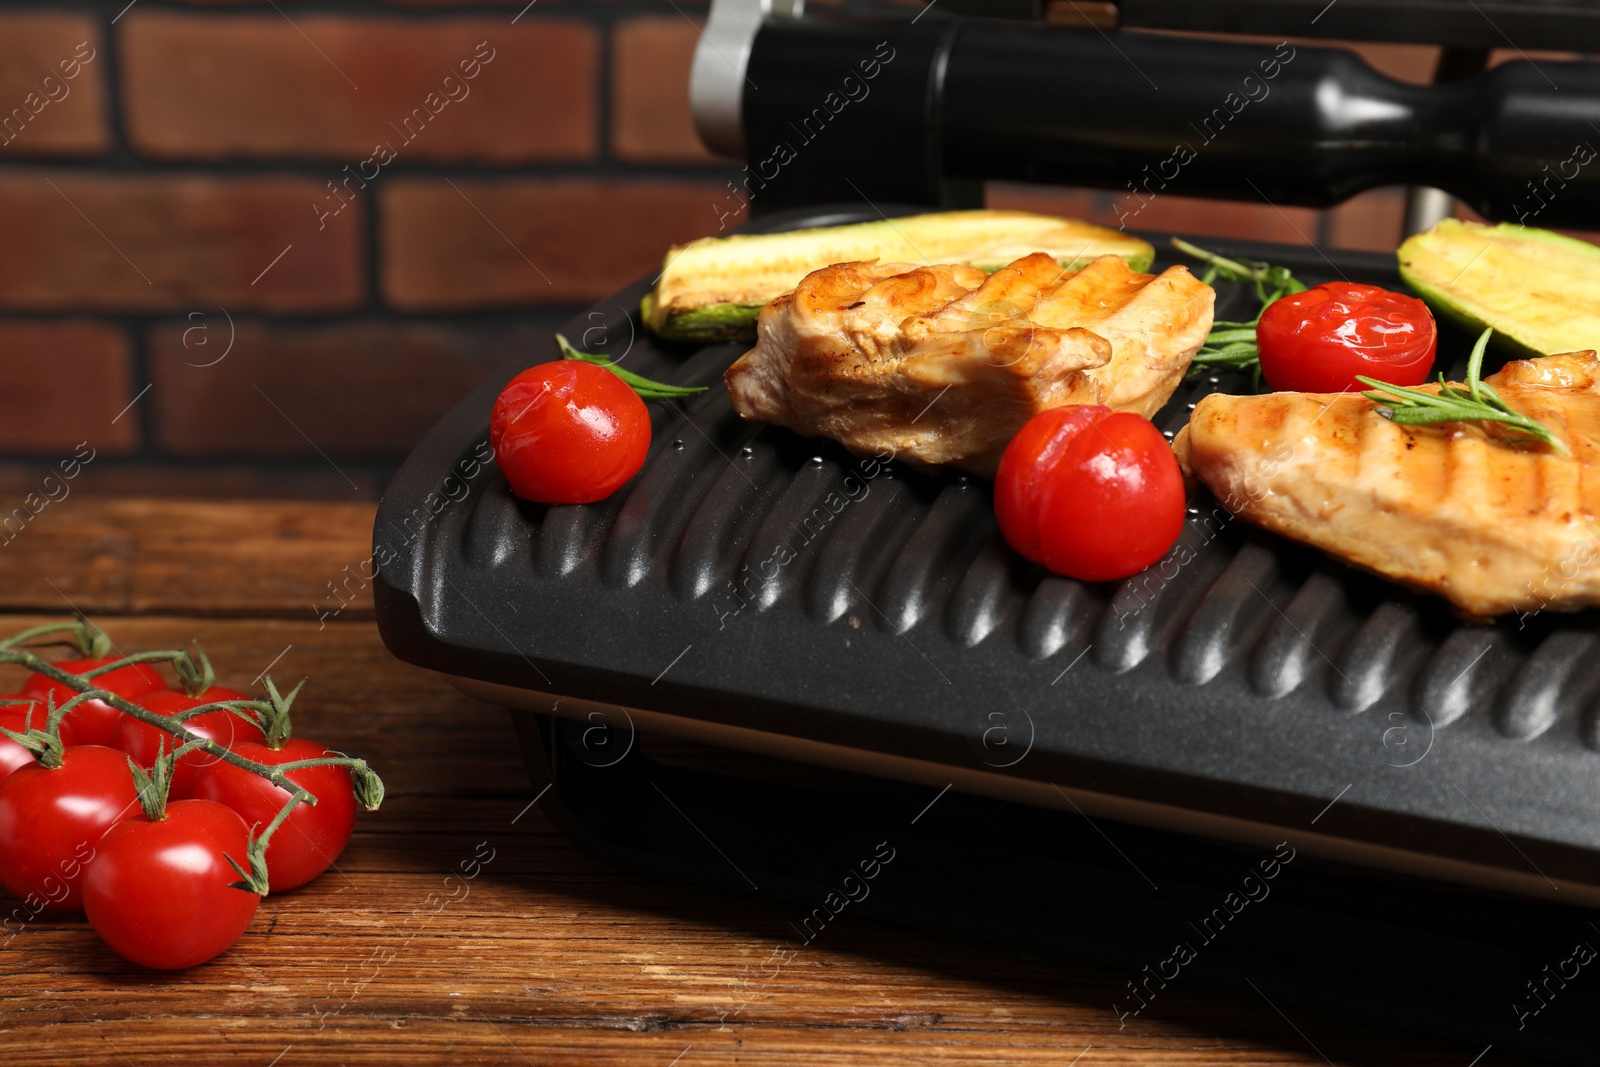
[0, 501, 1525, 1065]
[0, 500, 377, 619]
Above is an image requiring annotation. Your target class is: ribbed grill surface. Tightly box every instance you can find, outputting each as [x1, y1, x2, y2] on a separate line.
[440, 264, 1600, 760]
[376, 226, 1600, 889]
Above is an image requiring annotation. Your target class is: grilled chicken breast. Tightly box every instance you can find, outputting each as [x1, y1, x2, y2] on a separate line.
[724, 252, 1215, 476]
[1173, 350, 1600, 619]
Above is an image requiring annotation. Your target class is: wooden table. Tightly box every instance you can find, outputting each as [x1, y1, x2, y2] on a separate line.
[0, 500, 1520, 1065]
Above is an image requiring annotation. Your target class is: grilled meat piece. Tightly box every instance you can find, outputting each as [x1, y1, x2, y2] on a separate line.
[724, 252, 1215, 476]
[1173, 350, 1600, 619]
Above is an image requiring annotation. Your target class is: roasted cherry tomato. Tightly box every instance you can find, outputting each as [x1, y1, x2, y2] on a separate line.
[112, 687, 263, 800]
[0, 745, 140, 911]
[84, 798, 258, 969]
[0, 701, 76, 782]
[1256, 281, 1437, 393]
[20, 658, 165, 747]
[190, 738, 357, 892]
[490, 361, 651, 504]
[995, 406, 1185, 582]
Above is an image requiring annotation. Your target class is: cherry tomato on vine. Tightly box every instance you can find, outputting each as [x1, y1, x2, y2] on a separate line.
[0, 745, 139, 911]
[20, 658, 165, 747]
[490, 361, 651, 505]
[112, 687, 263, 800]
[0, 701, 76, 782]
[84, 798, 258, 969]
[190, 738, 357, 892]
[1256, 282, 1437, 393]
[995, 405, 1185, 582]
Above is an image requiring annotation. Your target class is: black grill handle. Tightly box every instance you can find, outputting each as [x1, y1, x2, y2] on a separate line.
[735, 15, 1600, 227]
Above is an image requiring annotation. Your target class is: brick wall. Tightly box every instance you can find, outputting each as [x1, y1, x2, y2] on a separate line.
[0, 3, 743, 499]
[0, 7, 1574, 500]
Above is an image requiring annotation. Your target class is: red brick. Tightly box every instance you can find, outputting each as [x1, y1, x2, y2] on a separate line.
[987, 182, 1321, 246]
[1344, 41, 1440, 85]
[1489, 48, 1585, 68]
[0, 323, 137, 454]
[148, 320, 541, 459]
[380, 0, 709, 6]
[169, 2, 706, 9]
[390, 0, 709, 5]
[1153, 31, 1441, 86]
[1560, 227, 1600, 247]
[175, 0, 709, 6]
[0, 173, 362, 313]
[991, 180, 1421, 259]
[0, 15, 109, 157]
[381, 178, 746, 309]
[381, 0, 542, 6]
[1117, 196, 1321, 245]
[1456, 200, 1600, 247]
[612, 17, 719, 163]
[122, 13, 597, 162]
[1327, 187, 1406, 252]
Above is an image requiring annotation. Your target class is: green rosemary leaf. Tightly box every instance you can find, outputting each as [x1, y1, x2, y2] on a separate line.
[1465, 327, 1490, 406]
[1171, 238, 1267, 284]
[555, 334, 708, 400]
[1204, 328, 1259, 345]
[1356, 328, 1569, 456]
[1376, 404, 1485, 425]
[1173, 239, 1310, 382]
[1191, 347, 1262, 370]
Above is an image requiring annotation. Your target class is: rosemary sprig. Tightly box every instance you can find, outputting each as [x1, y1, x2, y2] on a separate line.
[1357, 328, 1568, 457]
[1172, 238, 1308, 383]
[556, 334, 707, 400]
[1173, 238, 1307, 303]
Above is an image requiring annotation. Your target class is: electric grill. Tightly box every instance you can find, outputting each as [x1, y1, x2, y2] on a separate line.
[376, 5, 1600, 1062]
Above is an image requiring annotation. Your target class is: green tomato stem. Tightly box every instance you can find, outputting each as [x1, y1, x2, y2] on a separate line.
[74, 649, 190, 679]
[0, 619, 105, 655]
[0, 649, 346, 806]
[225, 787, 313, 898]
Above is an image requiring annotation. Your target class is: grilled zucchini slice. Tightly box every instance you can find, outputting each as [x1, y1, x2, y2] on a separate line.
[1398, 219, 1600, 359]
[643, 210, 1156, 343]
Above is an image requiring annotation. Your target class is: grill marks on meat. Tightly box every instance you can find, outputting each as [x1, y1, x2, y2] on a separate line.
[724, 252, 1214, 476]
[1174, 350, 1600, 619]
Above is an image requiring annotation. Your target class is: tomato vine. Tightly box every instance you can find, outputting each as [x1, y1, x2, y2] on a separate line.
[0, 616, 383, 898]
